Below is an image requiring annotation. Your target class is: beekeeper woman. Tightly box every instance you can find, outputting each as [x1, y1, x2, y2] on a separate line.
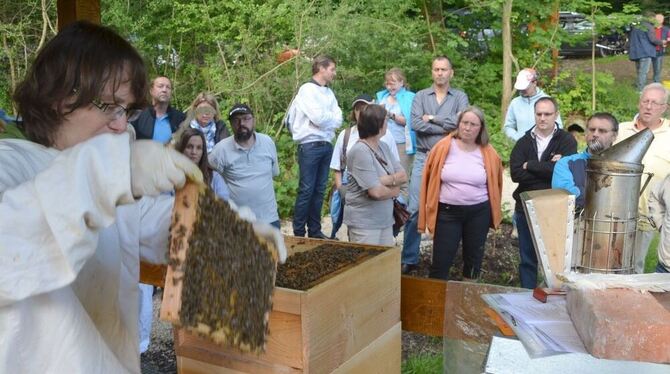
[0, 21, 202, 373]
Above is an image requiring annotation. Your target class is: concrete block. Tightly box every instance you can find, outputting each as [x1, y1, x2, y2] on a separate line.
[567, 288, 670, 364]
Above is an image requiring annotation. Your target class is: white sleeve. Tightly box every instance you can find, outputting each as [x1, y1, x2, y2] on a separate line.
[137, 194, 174, 264]
[0, 133, 134, 306]
[295, 85, 343, 130]
[382, 132, 400, 163]
[330, 131, 345, 170]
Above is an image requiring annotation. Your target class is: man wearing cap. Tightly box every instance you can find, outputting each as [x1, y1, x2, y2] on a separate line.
[401, 55, 469, 274]
[131, 76, 185, 143]
[552, 112, 619, 210]
[287, 55, 343, 239]
[615, 83, 670, 273]
[504, 68, 562, 142]
[209, 104, 281, 228]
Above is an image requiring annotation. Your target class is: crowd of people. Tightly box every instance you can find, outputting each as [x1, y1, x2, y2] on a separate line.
[0, 16, 669, 373]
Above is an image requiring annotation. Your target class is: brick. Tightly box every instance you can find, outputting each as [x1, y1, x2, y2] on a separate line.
[567, 288, 670, 364]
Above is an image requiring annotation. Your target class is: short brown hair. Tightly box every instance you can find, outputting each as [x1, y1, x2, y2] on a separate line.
[451, 106, 490, 145]
[358, 104, 387, 139]
[312, 55, 336, 75]
[14, 21, 147, 146]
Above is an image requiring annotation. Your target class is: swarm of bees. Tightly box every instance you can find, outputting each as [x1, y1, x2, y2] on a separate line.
[169, 188, 276, 353]
[275, 244, 379, 290]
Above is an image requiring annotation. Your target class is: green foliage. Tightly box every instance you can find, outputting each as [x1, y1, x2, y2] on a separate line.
[547, 66, 638, 121]
[645, 232, 659, 273]
[402, 353, 443, 374]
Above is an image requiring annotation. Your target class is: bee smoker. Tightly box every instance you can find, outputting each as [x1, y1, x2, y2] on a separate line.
[574, 129, 654, 274]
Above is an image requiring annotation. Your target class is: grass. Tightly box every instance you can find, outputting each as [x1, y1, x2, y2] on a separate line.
[402, 353, 443, 374]
[644, 232, 660, 273]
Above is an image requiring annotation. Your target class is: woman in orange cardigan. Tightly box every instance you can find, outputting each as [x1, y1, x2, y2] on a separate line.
[418, 106, 503, 280]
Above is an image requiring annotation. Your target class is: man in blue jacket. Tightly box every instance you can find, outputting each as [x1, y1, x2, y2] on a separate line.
[131, 76, 185, 143]
[552, 112, 619, 210]
[629, 13, 664, 91]
[504, 68, 562, 142]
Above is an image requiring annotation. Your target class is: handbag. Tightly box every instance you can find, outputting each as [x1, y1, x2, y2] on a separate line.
[392, 198, 410, 232]
[359, 140, 409, 232]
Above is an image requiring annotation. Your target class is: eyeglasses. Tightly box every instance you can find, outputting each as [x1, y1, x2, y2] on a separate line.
[91, 99, 141, 122]
[640, 100, 667, 108]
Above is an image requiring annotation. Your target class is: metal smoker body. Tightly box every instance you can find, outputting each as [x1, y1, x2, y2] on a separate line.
[575, 129, 654, 274]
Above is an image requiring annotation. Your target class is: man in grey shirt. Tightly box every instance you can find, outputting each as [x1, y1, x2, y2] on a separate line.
[209, 103, 281, 227]
[402, 56, 469, 274]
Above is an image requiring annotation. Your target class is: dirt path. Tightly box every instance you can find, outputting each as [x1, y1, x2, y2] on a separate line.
[559, 55, 670, 87]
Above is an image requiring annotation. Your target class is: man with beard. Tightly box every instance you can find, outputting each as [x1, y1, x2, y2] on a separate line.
[552, 112, 619, 210]
[131, 76, 185, 143]
[209, 104, 281, 228]
[616, 83, 670, 273]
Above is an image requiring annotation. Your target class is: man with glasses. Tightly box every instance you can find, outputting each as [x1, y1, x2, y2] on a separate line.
[615, 83, 670, 273]
[552, 112, 619, 210]
[510, 97, 577, 288]
[209, 104, 281, 228]
[132, 76, 185, 143]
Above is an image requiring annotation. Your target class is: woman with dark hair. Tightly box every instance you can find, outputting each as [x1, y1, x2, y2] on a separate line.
[328, 95, 399, 239]
[343, 104, 407, 245]
[0, 21, 202, 372]
[175, 128, 213, 186]
[419, 106, 503, 280]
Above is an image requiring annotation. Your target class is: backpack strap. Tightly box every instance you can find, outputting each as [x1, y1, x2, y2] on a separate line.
[339, 126, 353, 171]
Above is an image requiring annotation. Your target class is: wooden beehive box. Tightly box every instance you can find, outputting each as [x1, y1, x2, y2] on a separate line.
[174, 236, 401, 374]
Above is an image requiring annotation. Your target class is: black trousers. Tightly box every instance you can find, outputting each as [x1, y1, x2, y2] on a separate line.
[430, 201, 491, 280]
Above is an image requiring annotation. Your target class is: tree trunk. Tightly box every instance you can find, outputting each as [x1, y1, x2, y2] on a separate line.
[501, 0, 514, 126]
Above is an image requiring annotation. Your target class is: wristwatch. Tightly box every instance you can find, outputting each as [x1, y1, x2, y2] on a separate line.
[428, 115, 434, 122]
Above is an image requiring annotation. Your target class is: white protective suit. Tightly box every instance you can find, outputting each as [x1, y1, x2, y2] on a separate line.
[0, 133, 173, 373]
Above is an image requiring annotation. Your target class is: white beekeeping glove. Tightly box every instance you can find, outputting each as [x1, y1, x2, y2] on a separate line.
[130, 140, 203, 197]
[227, 200, 287, 263]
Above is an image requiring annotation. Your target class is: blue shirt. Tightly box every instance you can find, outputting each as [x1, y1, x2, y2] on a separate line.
[152, 114, 172, 144]
[552, 150, 590, 208]
[208, 132, 280, 223]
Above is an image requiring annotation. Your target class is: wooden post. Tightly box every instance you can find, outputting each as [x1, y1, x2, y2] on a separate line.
[57, 0, 100, 30]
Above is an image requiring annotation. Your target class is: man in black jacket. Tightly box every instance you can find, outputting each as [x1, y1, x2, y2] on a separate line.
[131, 76, 185, 143]
[510, 97, 577, 288]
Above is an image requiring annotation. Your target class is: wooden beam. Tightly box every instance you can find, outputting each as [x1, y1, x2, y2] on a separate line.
[400, 275, 447, 336]
[139, 262, 167, 288]
[57, 0, 100, 30]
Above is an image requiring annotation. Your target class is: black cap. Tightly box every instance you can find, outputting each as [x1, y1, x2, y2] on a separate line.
[351, 94, 374, 108]
[228, 103, 253, 119]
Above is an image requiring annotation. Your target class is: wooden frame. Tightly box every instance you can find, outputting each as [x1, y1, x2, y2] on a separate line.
[171, 236, 401, 373]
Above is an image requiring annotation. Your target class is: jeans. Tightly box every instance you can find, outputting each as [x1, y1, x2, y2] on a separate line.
[293, 141, 333, 237]
[515, 211, 538, 289]
[401, 151, 427, 265]
[635, 57, 652, 91]
[430, 201, 491, 280]
[329, 172, 349, 238]
[657, 262, 669, 273]
[652, 55, 664, 83]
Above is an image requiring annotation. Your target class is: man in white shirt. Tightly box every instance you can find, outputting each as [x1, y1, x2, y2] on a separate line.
[287, 55, 343, 238]
[615, 83, 670, 273]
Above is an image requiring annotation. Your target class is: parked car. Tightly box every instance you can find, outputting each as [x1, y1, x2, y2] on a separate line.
[559, 11, 628, 57]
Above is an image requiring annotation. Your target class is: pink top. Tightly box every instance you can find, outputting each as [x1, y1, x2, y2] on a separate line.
[439, 142, 489, 205]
